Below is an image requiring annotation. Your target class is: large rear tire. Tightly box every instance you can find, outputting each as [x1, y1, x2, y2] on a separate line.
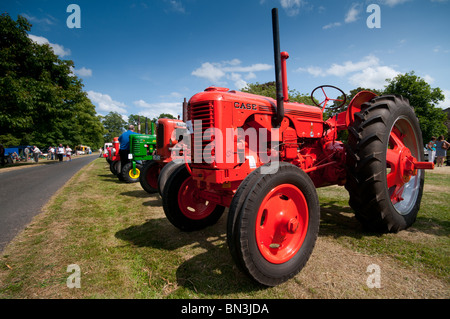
[346, 95, 425, 233]
[162, 165, 225, 231]
[227, 162, 320, 286]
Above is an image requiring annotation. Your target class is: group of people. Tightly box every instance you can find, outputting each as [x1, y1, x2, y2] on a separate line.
[427, 135, 450, 167]
[46, 144, 73, 162]
[0, 144, 74, 166]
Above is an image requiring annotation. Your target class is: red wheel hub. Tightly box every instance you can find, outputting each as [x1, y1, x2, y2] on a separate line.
[177, 176, 215, 220]
[255, 184, 309, 264]
[386, 127, 433, 204]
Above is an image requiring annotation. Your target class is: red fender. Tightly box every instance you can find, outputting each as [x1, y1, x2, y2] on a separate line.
[345, 91, 378, 127]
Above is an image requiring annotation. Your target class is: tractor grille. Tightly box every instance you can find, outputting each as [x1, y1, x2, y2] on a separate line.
[190, 101, 215, 164]
[258, 105, 321, 120]
[285, 109, 322, 120]
[157, 122, 164, 149]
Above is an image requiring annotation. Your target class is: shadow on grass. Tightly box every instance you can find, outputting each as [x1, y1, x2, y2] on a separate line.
[115, 214, 264, 295]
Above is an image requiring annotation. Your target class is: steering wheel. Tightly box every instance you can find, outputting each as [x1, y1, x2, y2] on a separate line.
[310, 85, 347, 111]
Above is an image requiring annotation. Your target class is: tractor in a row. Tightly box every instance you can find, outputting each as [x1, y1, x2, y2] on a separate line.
[160, 8, 434, 286]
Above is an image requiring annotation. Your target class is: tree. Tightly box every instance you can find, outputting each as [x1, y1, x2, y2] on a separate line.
[101, 112, 126, 143]
[151, 113, 176, 123]
[384, 72, 446, 143]
[127, 114, 153, 134]
[242, 81, 315, 105]
[0, 13, 104, 149]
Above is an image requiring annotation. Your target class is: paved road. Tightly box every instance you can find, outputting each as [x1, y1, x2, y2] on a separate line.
[0, 155, 98, 252]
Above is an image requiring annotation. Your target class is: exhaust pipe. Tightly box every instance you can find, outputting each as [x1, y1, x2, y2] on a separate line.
[272, 8, 285, 127]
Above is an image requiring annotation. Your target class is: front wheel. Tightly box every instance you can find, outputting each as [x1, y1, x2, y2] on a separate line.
[227, 162, 320, 286]
[139, 160, 161, 193]
[121, 162, 142, 183]
[157, 161, 184, 196]
[346, 95, 426, 233]
[162, 165, 225, 231]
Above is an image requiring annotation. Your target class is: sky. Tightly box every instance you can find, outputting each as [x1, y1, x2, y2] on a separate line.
[4, 0, 450, 121]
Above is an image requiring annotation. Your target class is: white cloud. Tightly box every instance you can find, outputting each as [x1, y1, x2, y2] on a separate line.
[280, 0, 304, 16]
[191, 62, 226, 83]
[380, 0, 411, 7]
[87, 91, 128, 115]
[28, 34, 71, 57]
[345, 3, 361, 23]
[323, 22, 341, 29]
[327, 55, 380, 76]
[423, 74, 435, 84]
[349, 66, 400, 89]
[73, 67, 93, 78]
[296, 55, 401, 89]
[191, 59, 272, 90]
[166, 0, 186, 13]
[133, 100, 182, 119]
[323, 3, 361, 29]
[22, 13, 57, 26]
[439, 89, 450, 109]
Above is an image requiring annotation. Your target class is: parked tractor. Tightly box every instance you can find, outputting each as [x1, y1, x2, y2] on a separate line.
[161, 8, 434, 286]
[107, 137, 121, 176]
[139, 117, 188, 194]
[120, 132, 157, 183]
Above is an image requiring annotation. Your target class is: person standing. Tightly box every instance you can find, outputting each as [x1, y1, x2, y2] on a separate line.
[435, 135, 450, 167]
[57, 144, 65, 162]
[66, 145, 72, 161]
[427, 137, 436, 164]
[33, 146, 41, 163]
[118, 124, 138, 174]
[24, 146, 29, 162]
[49, 146, 55, 160]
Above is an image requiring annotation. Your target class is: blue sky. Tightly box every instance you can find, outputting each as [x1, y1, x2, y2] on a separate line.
[4, 0, 450, 120]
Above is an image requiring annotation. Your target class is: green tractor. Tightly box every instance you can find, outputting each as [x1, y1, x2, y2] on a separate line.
[119, 123, 157, 183]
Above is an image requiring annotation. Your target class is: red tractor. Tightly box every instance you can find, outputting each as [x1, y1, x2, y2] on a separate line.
[139, 117, 189, 194]
[161, 8, 434, 286]
[107, 137, 122, 176]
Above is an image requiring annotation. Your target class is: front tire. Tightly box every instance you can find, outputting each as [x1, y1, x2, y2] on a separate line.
[157, 161, 184, 196]
[227, 162, 320, 286]
[346, 95, 425, 233]
[162, 165, 225, 231]
[139, 160, 161, 193]
[121, 162, 142, 183]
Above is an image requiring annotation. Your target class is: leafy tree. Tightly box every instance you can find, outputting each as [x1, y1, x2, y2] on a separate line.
[384, 71, 446, 143]
[242, 81, 314, 105]
[152, 113, 176, 123]
[0, 13, 104, 149]
[101, 111, 126, 143]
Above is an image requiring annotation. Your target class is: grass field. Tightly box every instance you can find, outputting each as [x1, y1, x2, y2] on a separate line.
[0, 158, 449, 299]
